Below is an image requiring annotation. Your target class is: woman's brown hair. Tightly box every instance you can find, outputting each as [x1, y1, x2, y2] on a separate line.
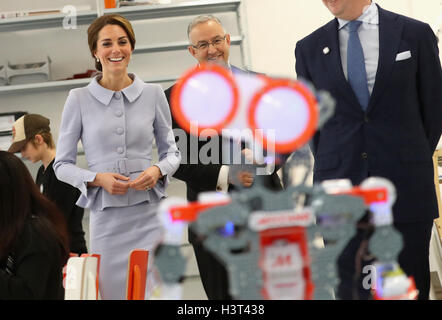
[0, 151, 69, 264]
[87, 14, 136, 71]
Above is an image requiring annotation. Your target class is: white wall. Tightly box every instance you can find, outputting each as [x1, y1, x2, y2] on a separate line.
[243, 0, 442, 78]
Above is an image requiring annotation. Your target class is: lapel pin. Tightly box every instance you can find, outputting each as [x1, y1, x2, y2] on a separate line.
[323, 47, 330, 55]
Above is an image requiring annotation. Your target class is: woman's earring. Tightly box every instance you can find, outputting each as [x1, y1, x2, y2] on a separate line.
[96, 57, 99, 62]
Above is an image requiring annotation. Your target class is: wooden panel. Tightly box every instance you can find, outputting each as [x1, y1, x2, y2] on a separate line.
[433, 150, 442, 240]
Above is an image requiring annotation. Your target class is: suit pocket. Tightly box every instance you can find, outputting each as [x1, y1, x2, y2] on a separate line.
[393, 55, 415, 73]
[395, 51, 411, 62]
[314, 153, 341, 172]
[394, 58, 413, 67]
[399, 146, 432, 163]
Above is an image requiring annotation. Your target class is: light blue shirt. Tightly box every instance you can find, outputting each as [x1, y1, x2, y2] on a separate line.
[54, 73, 181, 211]
[338, 2, 379, 95]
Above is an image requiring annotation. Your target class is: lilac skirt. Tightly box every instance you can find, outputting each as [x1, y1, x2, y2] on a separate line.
[89, 201, 163, 300]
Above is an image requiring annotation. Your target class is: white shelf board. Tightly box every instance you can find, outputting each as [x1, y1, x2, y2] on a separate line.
[0, 11, 98, 32]
[104, 0, 240, 20]
[0, 0, 241, 32]
[133, 35, 243, 53]
[0, 76, 178, 95]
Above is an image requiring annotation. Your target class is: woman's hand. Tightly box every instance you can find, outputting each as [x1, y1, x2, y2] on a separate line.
[89, 172, 131, 195]
[129, 166, 163, 191]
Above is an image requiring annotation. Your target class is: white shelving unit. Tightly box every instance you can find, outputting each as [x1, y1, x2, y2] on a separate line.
[104, 0, 241, 20]
[0, 0, 242, 31]
[0, 0, 249, 95]
[133, 35, 243, 54]
[0, 75, 179, 94]
[0, 0, 250, 202]
[0, 10, 98, 32]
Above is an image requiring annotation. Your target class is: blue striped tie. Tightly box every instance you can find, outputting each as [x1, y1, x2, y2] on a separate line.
[347, 20, 370, 111]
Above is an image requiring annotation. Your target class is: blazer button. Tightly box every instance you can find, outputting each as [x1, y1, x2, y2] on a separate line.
[114, 92, 122, 100]
[116, 127, 124, 135]
[117, 147, 124, 154]
[115, 110, 123, 117]
[361, 152, 368, 160]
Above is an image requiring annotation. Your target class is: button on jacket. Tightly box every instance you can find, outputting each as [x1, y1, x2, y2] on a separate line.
[54, 74, 181, 211]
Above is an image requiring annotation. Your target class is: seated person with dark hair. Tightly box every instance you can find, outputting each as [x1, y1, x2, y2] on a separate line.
[0, 151, 70, 299]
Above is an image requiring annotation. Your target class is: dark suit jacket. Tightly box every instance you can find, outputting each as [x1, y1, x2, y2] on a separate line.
[295, 5, 442, 223]
[164, 66, 283, 202]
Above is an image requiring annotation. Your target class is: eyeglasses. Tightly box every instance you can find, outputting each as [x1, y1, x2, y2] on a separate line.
[191, 35, 227, 50]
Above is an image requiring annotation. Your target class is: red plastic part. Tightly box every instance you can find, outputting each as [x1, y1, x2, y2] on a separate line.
[373, 276, 418, 300]
[170, 63, 240, 137]
[247, 79, 318, 154]
[169, 200, 230, 222]
[126, 249, 149, 300]
[259, 226, 314, 300]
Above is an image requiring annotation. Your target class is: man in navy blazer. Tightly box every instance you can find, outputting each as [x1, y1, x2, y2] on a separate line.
[295, 0, 442, 299]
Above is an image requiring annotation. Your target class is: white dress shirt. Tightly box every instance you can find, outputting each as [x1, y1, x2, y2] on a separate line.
[338, 2, 379, 95]
[217, 62, 234, 192]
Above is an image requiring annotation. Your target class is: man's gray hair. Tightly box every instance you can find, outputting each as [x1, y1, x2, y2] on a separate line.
[187, 14, 226, 40]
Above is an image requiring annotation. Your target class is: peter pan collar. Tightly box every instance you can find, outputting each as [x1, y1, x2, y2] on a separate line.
[87, 73, 144, 106]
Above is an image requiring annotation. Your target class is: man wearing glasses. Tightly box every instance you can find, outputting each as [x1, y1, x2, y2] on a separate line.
[164, 15, 283, 299]
[187, 17, 230, 68]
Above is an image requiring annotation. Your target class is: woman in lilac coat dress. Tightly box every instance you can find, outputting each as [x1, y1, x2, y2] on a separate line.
[54, 14, 180, 299]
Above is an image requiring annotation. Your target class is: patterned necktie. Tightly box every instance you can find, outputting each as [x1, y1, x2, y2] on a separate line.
[347, 20, 370, 111]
